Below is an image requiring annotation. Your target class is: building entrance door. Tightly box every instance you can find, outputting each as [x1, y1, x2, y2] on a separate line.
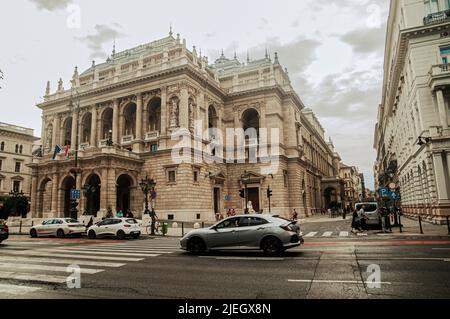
[247, 188, 260, 213]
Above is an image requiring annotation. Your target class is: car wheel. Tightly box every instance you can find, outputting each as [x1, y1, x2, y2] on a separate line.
[88, 230, 96, 239]
[30, 229, 37, 238]
[187, 237, 206, 255]
[117, 230, 126, 240]
[261, 236, 284, 256]
[56, 229, 65, 239]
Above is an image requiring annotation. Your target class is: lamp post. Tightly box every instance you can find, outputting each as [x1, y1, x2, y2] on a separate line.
[106, 129, 113, 147]
[140, 176, 156, 235]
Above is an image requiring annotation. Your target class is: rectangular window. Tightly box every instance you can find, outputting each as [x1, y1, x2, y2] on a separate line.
[168, 170, 176, 183]
[13, 180, 20, 193]
[425, 0, 440, 14]
[193, 171, 199, 183]
[150, 144, 158, 153]
[0, 159, 2, 171]
[168, 214, 174, 220]
[15, 162, 21, 173]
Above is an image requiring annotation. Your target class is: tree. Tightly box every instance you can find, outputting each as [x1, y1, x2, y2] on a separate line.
[2, 194, 29, 218]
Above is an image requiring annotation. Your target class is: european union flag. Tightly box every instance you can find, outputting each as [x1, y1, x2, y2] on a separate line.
[53, 145, 61, 160]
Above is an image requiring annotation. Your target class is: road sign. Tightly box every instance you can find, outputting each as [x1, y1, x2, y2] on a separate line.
[389, 182, 397, 190]
[70, 189, 81, 200]
[378, 187, 390, 198]
[224, 195, 231, 201]
[389, 191, 400, 200]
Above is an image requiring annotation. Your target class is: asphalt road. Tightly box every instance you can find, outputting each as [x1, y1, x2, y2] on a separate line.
[1, 220, 449, 299]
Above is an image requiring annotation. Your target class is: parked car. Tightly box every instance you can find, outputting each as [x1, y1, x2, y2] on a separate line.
[180, 214, 304, 255]
[87, 218, 141, 240]
[30, 218, 86, 238]
[0, 220, 9, 244]
[355, 202, 381, 228]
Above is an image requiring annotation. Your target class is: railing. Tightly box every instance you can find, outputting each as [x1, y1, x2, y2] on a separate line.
[99, 139, 109, 148]
[121, 135, 134, 145]
[144, 131, 160, 142]
[430, 63, 450, 76]
[79, 142, 90, 150]
[424, 10, 450, 25]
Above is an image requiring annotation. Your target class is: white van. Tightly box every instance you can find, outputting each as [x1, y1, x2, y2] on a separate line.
[355, 202, 380, 227]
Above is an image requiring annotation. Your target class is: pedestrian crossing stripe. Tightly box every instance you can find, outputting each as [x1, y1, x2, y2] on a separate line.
[0, 256, 125, 268]
[0, 262, 103, 274]
[304, 232, 318, 238]
[322, 232, 333, 237]
[28, 249, 159, 257]
[0, 283, 42, 295]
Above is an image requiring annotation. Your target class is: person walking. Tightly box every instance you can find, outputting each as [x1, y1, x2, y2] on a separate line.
[351, 209, 362, 233]
[292, 209, 298, 221]
[358, 205, 367, 231]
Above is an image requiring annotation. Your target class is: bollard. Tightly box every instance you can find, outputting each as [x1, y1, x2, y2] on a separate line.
[201, 222, 205, 229]
[399, 214, 403, 233]
[419, 216, 424, 234]
[447, 216, 450, 236]
[182, 222, 184, 237]
[19, 220, 22, 235]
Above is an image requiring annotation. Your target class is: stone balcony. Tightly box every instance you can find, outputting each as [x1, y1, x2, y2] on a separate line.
[121, 135, 134, 145]
[144, 131, 160, 142]
[423, 10, 450, 26]
[428, 63, 450, 90]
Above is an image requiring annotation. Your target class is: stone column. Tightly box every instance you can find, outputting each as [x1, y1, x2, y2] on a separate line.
[52, 115, 60, 150]
[436, 89, 449, 130]
[30, 176, 38, 218]
[98, 167, 108, 217]
[51, 173, 59, 217]
[71, 111, 78, 150]
[179, 83, 189, 129]
[160, 87, 168, 135]
[107, 168, 117, 211]
[112, 99, 119, 144]
[136, 93, 143, 140]
[432, 152, 450, 201]
[91, 105, 98, 147]
[143, 100, 149, 136]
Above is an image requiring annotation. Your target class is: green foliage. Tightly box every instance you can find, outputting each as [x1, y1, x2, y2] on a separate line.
[2, 194, 29, 218]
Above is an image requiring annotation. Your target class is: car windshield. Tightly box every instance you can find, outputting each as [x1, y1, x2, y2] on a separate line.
[356, 204, 377, 212]
[64, 219, 79, 224]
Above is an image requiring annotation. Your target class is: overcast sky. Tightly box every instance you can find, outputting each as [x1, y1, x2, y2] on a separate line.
[0, 0, 390, 189]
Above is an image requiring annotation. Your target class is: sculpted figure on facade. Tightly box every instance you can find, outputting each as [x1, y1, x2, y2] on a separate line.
[169, 96, 179, 129]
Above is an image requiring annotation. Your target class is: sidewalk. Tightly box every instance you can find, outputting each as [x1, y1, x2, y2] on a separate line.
[299, 214, 349, 224]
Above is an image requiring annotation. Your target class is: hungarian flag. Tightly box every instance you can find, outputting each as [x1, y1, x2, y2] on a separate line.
[52, 145, 61, 160]
[64, 144, 70, 157]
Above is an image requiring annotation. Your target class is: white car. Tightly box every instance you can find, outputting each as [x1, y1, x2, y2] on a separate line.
[355, 202, 381, 227]
[30, 218, 86, 238]
[87, 218, 141, 240]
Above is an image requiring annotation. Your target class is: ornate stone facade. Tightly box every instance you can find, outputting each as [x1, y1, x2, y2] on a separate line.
[29, 32, 345, 221]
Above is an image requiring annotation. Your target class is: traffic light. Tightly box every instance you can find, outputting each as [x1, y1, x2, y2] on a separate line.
[267, 187, 273, 198]
[239, 189, 245, 198]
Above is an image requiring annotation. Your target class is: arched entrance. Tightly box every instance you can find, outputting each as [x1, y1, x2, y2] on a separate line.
[324, 187, 337, 210]
[37, 177, 53, 218]
[84, 174, 101, 217]
[62, 176, 76, 218]
[116, 174, 133, 213]
[123, 103, 137, 136]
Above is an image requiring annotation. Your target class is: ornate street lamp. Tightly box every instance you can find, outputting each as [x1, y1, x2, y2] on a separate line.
[68, 86, 82, 219]
[140, 176, 156, 235]
[106, 129, 113, 147]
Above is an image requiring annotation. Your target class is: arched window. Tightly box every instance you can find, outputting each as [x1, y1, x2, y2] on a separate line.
[208, 105, 218, 129]
[19, 145, 23, 154]
[148, 98, 161, 133]
[0, 142, 4, 151]
[15, 144, 19, 153]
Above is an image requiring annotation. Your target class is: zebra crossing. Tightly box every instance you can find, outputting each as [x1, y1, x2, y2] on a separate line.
[0, 238, 182, 296]
[302, 231, 355, 238]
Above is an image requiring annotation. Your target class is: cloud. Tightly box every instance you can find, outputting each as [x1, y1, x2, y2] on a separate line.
[75, 24, 125, 59]
[29, 0, 72, 11]
[340, 24, 387, 55]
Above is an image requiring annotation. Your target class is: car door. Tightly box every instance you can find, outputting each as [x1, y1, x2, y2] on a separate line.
[207, 217, 240, 249]
[108, 219, 122, 236]
[50, 219, 64, 236]
[37, 220, 53, 236]
[96, 220, 111, 237]
[236, 217, 269, 248]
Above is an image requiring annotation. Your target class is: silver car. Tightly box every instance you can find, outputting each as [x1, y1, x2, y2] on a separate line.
[30, 218, 86, 238]
[180, 214, 304, 255]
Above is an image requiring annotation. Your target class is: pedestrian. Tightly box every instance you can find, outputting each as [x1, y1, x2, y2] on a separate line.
[244, 208, 249, 215]
[227, 209, 232, 218]
[128, 210, 134, 218]
[86, 216, 94, 229]
[358, 205, 367, 231]
[292, 209, 298, 221]
[117, 210, 124, 218]
[351, 209, 362, 233]
[231, 208, 236, 216]
[379, 207, 388, 233]
[215, 212, 221, 221]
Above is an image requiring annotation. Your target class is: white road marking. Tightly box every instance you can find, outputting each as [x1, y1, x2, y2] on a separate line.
[30, 249, 159, 257]
[288, 279, 392, 285]
[322, 232, 333, 237]
[0, 262, 103, 274]
[0, 271, 68, 284]
[199, 256, 285, 261]
[62, 247, 175, 254]
[304, 232, 318, 238]
[0, 256, 125, 268]
[2, 250, 145, 261]
[339, 232, 349, 237]
[0, 283, 41, 295]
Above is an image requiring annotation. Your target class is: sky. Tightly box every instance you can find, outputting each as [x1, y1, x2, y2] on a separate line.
[0, 0, 391, 189]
